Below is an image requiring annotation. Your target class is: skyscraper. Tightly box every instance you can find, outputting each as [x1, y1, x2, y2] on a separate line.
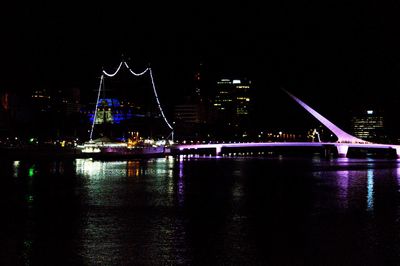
[213, 78, 252, 138]
[351, 109, 385, 142]
[173, 62, 210, 140]
[214, 78, 251, 124]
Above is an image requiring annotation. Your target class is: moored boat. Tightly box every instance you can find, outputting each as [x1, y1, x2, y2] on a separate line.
[77, 137, 170, 159]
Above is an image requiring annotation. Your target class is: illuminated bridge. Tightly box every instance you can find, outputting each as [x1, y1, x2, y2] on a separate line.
[172, 90, 400, 158]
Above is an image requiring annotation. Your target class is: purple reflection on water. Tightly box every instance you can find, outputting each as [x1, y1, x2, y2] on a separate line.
[337, 170, 349, 209]
[396, 166, 400, 192]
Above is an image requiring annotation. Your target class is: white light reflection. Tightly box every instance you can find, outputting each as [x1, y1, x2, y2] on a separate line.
[76, 158, 102, 177]
[178, 158, 184, 207]
[167, 157, 174, 196]
[367, 168, 374, 211]
[51, 161, 64, 174]
[148, 158, 175, 202]
[13, 160, 20, 177]
[151, 157, 163, 174]
[167, 156, 174, 178]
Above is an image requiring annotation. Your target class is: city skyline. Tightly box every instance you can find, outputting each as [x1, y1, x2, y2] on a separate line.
[2, 3, 400, 265]
[2, 1, 400, 136]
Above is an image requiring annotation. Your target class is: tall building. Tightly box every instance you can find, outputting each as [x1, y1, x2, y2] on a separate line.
[56, 87, 81, 115]
[0, 91, 27, 135]
[29, 88, 86, 139]
[351, 109, 385, 142]
[173, 63, 211, 140]
[174, 62, 208, 125]
[193, 62, 203, 99]
[31, 89, 52, 113]
[174, 103, 203, 124]
[214, 78, 252, 127]
[31, 87, 82, 115]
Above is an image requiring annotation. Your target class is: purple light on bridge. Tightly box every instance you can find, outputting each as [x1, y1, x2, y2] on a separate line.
[174, 91, 400, 158]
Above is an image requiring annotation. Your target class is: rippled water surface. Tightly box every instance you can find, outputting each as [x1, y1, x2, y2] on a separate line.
[1, 156, 400, 265]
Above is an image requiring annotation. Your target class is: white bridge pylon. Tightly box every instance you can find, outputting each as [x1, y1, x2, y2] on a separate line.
[282, 89, 369, 144]
[89, 61, 174, 141]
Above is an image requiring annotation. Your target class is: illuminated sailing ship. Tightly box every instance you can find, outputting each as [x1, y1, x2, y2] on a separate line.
[78, 61, 174, 158]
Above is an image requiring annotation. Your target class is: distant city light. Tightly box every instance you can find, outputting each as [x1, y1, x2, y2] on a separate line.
[232, 80, 241, 84]
[367, 110, 374, 115]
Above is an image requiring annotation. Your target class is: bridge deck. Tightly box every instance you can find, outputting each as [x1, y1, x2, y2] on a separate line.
[173, 142, 400, 150]
[172, 142, 400, 158]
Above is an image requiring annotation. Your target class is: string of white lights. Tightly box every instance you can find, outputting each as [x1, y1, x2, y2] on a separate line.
[149, 68, 173, 130]
[91, 61, 173, 140]
[123, 62, 149, 76]
[89, 75, 104, 140]
[102, 61, 124, 77]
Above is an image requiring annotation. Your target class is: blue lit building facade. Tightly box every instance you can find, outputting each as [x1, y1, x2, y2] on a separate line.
[82, 97, 167, 141]
[87, 98, 145, 125]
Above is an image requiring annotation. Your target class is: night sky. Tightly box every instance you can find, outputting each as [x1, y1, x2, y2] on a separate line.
[2, 1, 400, 131]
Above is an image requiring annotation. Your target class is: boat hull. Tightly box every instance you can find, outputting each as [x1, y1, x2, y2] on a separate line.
[0, 145, 170, 160]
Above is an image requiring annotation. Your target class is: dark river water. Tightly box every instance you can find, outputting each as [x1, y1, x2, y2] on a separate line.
[1, 155, 400, 265]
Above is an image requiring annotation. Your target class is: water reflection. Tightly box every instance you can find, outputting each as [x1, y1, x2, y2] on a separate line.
[337, 170, 349, 209]
[75, 157, 189, 264]
[76, 159, 107, 179]
[312, 161, 382, 212]
[4, 157, 400, 264]
[367, 168, 374, 211]
[177, 159, 185, 207]
[396, 166, 400, 192]
[50, 161, 65, 174]
[13, 160, 20, 178]
[28, 164, 35, 177]
[127, 160, 140, 177]
[4, 160, 82, 265]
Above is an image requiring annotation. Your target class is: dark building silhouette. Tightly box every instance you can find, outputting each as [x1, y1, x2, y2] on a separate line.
[173, 62, 213, 141]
